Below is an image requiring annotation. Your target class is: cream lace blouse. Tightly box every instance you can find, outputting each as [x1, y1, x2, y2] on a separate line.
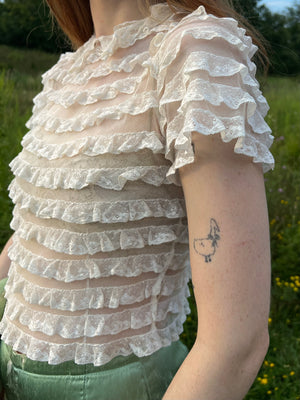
[0, 2, 274, 366]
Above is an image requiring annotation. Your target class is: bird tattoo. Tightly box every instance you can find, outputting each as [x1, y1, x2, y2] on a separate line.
[193, 218, 220, 263]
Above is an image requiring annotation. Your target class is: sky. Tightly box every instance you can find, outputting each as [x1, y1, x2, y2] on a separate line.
[260, 0, 298, 12]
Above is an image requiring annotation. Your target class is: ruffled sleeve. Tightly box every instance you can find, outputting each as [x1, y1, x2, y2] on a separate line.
[153, 6, 275, 185]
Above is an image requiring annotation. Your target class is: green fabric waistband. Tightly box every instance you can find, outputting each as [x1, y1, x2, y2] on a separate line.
[0, 339, 189, 400]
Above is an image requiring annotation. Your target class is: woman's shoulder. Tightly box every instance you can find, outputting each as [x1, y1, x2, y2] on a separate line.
[151, 5, 257, 69]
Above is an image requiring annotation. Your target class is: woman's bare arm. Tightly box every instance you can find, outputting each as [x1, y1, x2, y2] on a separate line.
[163, 133, 271, 400]
[0, 234, 14, 280]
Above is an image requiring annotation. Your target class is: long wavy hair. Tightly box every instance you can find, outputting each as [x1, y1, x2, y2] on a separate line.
[45, 0, 269, 70]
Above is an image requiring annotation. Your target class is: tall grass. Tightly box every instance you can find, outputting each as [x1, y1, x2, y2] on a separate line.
[0, 45, 299, 399]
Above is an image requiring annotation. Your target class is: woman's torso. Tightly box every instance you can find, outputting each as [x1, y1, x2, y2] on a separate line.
[0, 3, 192, 366]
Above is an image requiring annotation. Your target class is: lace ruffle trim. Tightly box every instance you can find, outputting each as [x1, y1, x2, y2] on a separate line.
[150, 7, 274, 184]
[21, 129, 164, 160]
[25, 90, 158, 133]
[4, 285, 190, 338]
[8, 179, 185, 224]
[0, 311, 187, 366]
[41, 3, 175, 87]
[35, 71, 149, 109]
[5, 262, 191, 310]
[44, 52, 149, 87]
[9, 156, 171, 191]
[10, 207, 188, 255]
[8, 235, 189, 282]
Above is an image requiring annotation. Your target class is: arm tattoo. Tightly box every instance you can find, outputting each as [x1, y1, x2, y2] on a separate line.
[193, 218, 220, 263]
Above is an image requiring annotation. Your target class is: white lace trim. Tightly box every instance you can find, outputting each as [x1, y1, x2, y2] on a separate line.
[26, 90, 158, 133]
[8, 178, 186, 224]
[150, 7, 274, 184]
[35, 70, 149, 109]
[5, 262, 191, 311]
[8, 236, 190, 282]
[5, 286, 190, 338]
[11, 207, 188, 255]
[21, 129, 164, 160]
[41, 3, 175, 86]
[0, 312, 187, 366]
[44, 52, 149, 87]
[9, 155, 172, 190]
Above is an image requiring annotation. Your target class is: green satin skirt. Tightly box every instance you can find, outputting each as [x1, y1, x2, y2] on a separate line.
[0, 277, 189, 400]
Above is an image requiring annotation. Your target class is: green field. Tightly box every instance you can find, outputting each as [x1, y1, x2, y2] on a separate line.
[0, 45, 299, 399]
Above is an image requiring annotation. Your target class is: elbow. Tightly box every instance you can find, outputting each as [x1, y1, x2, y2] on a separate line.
[237, 328, 270, 381]
[250, 328, 270, 367]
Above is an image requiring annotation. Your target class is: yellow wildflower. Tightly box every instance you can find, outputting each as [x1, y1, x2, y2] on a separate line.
[294, 287, 299, 292]
[270, 363, 275, 368]
[260, 378, 268, 385]
[268, 318, 272, 324]
[280, 200, 288, 205]
[267, 390, 272, 395]
[282, 375, 287, 379]
[264, 360, 269, 366]
[263, 374, 268, 378]
[290, 371, 295, 376]
[275, 387, 278, 391]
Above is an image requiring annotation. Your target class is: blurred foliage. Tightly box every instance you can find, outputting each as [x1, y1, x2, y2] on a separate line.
[0, 0, 70, 53]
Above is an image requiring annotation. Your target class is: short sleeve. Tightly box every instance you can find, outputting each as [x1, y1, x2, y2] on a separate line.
[153, 6, 275, 185]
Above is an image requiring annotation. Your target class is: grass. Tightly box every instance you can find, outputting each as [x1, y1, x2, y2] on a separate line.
[0, 45, 300, 399]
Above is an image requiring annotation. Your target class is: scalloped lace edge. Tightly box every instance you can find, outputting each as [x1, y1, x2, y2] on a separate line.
[8, 235, 190, 282]
[26, 90, 158, 133]
[21, 129, 164, 159]
[8, 178, 186, 224]
[0, 312, 188, 366]
[9, 156, 172, 190]
[10, 207, 189, 255]
[4, 286, 190, 338]
[5, 262, 191, 310]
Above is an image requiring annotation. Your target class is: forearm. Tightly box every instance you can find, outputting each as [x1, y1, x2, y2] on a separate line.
[0, 234, 14, 280]
[163, 336, 268, 400]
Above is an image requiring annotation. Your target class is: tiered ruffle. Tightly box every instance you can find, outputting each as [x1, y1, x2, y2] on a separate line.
[8, 236, 190, 282]
[151, 6, 274, 184]
[3, 285, 191, 338]
[5, 262, 191, 310]
[0, 311, 187, 366]
[11, 207, 188, 255]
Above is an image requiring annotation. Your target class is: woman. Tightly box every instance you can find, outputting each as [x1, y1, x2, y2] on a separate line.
[0, 0, 274, 399]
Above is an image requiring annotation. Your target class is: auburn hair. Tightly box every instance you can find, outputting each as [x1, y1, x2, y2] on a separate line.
[45, 0, 269, 70]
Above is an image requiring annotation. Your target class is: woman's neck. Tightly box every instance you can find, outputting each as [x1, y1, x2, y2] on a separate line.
[89, 0, 145, 37]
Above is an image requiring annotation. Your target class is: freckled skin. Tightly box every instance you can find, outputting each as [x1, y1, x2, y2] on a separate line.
[193, 218, 220, 262]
